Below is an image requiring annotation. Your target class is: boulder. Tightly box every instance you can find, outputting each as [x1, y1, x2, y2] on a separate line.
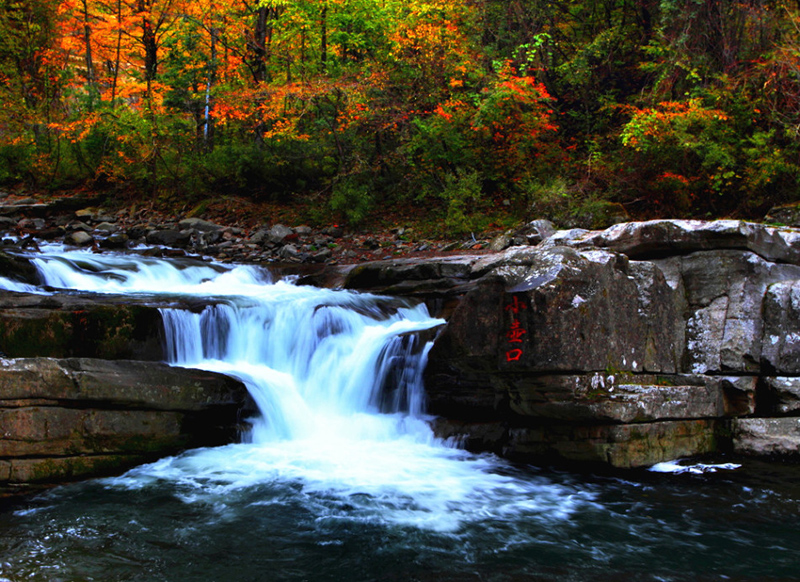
[732, 418, 800, 457]
[94, 222, 119, 233]
[277, 243, 302, 261]
[425, 246, 679, 379]
[65, 230, 94, 247]
[515, 219, 556, 245]
[178, 217, 223, 232]
[488, 231, 514, 252]
[0, 357, 251, 486]
[344, 255, 481, 297]
[267, 224, 294, 244]
[573, 219, 800, 265]
[99, 232, 130, 249]
[0, 252, 40, 285]
[146, 229, 192, 247]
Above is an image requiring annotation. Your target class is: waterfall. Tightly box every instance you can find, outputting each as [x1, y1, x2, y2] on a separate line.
[0, 249, 794, 582]
[1, 247, 595, 532]
[24, 248, 441, 442]
[158, 295, 438, 443]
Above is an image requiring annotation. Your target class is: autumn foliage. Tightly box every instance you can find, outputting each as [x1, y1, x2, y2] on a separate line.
[1, 0, 800, 228]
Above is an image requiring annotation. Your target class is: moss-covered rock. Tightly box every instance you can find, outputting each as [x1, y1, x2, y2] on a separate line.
[0, 292, 163, 359]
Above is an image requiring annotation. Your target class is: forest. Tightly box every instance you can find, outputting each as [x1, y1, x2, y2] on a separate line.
[1, 0, 799, 233]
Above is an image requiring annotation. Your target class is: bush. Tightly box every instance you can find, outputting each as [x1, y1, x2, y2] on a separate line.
[330, 175, 374, 225]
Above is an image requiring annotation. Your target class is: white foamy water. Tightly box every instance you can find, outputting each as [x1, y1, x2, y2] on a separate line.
[2, 248, 598, 531]
[649, 459, 742, 474]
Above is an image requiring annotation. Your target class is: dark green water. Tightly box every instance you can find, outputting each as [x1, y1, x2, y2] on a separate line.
[1, 455, 798, 582]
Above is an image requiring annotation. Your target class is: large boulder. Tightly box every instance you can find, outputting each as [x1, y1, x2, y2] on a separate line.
[425, 246, 680, 385]
[368, 220, 800, 468]
[0, 357, 251, 490]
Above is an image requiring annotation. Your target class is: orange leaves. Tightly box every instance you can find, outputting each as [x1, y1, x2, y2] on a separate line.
[45, 112, 101, 145]
[621, 99, 728, 151]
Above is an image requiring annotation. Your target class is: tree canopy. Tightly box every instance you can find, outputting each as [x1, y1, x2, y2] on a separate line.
[1, 0, 799, 230]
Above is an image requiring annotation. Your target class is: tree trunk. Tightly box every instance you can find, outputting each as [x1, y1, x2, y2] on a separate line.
[247, 5, 268, 83]
[320, 3, 327, 70]
[80, 0, 96, 94]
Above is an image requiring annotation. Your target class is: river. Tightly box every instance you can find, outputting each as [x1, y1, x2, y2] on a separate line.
[0, 247, 798, 581]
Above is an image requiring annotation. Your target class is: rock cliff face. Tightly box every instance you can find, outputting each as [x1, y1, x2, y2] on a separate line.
[345, 220, 800, 468]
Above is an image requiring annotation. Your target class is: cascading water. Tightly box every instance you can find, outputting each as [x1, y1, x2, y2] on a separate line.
[1, 247, 799, 582]
[12, 248, 591, 528]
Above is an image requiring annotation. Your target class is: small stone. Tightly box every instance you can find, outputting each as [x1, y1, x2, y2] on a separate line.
[178, 218, 223, 232]
[18, 218, 46, 231]
[94, 222, 119, 233]
[66, 231, 94, 246]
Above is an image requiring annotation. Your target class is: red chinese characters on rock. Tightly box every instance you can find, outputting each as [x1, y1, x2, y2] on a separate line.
[504, 295, 527, 362]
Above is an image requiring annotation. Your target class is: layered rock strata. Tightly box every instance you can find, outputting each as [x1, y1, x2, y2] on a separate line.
[0, 357, 250, 495]
[344, 220, 800, 467]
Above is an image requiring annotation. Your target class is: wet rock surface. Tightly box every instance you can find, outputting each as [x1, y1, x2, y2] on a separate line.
[5, 197, 800, 472]
[341, 219, 800, 468]
[0, 290, 165, 360]
[0, 357, 250, 493]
